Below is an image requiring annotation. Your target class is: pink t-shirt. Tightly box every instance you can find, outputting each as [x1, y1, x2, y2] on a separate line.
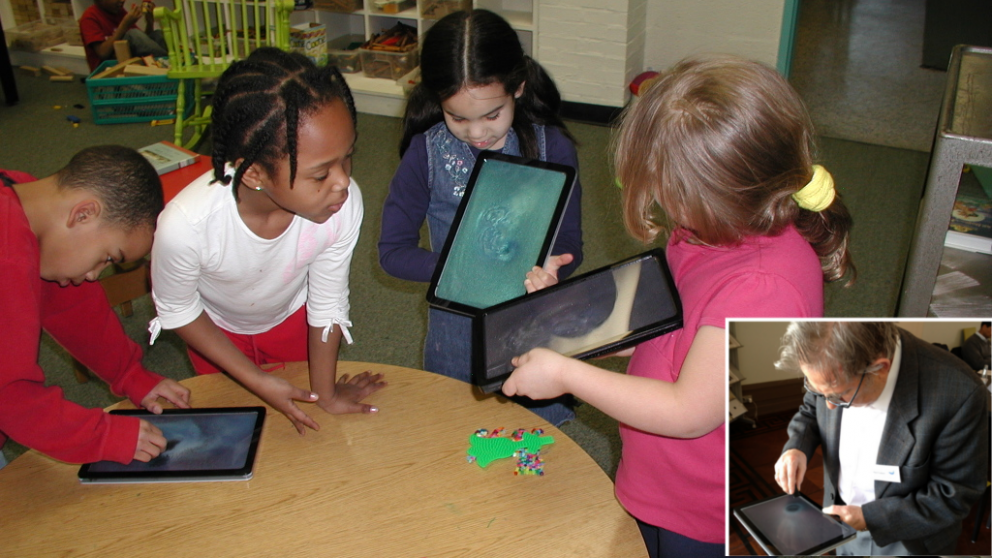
[614, 225, 824, 543]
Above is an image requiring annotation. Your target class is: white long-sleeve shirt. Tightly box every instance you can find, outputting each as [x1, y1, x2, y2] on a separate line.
[149, 168, 363, 343]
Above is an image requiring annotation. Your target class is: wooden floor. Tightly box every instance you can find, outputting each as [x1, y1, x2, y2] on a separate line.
[728, 410, 991, 555]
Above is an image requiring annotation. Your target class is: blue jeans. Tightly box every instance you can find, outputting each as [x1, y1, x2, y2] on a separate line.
[636, 519, 723, 558]
[123, 28, 167, 59]
[424, 307, 575, 426]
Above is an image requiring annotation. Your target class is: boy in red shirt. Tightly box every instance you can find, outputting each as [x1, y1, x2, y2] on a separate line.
[79, 0, 167, 71]
[0, 145, 190, 469]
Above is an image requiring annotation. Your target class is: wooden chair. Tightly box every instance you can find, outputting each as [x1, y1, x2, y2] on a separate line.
[153, 0, 294, 149]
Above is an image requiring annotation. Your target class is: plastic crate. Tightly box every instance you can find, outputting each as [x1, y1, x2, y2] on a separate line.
[6, 19, 63, 52]
[47, 17, 82, 47]
[85, 60, 190, 125]
[327, 34, 364, 73]
[420, 0, 470, 19]
[360, 44, 418, 80]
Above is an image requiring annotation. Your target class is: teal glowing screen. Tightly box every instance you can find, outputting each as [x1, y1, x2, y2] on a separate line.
[435, 159, 568, 309]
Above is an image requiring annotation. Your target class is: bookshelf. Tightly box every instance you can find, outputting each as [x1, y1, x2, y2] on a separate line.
[291, 0, 536, 116]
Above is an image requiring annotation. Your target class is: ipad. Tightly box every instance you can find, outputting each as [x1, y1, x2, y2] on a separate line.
[427, 152, 576, 316]
[78, 407, 265, 484]
[472, 249, 683, 392]
[733, 492, 857, 556]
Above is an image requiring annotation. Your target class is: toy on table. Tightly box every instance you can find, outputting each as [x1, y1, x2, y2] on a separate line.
[466, 427, 554, 475]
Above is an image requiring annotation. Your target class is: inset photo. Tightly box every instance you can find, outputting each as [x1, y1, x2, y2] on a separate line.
[728, 319, 990, 556]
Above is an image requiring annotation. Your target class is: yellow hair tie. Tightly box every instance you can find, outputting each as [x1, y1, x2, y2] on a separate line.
[792, 165, 835, 212]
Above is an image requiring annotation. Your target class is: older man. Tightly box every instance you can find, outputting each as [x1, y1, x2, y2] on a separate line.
[773, 322, 988, 555]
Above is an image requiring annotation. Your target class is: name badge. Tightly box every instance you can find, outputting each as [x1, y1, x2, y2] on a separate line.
[873, 464, 901, 483]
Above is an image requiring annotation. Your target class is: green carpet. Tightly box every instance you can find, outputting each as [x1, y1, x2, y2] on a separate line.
[0, 74, 927, 473]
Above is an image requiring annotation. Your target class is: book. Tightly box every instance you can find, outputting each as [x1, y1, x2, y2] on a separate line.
[944, 193, 992, 255]
[138, 141, 200, 176]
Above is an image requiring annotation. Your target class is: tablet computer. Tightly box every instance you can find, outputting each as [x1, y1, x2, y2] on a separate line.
[472, 249, 683, 392]
[733, 492, 857, 556]
[78, 407, 265, 484]
[427, 151, 576, 316]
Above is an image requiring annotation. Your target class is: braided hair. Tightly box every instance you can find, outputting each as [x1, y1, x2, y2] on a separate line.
[400, 9, 573, 158]
[210, 47, 357, 200]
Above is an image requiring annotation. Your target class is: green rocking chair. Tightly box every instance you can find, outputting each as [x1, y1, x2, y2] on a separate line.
[154, 0, 294, 149]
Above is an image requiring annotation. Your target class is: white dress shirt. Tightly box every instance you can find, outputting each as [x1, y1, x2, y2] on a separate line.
[837, 339, 903, 506]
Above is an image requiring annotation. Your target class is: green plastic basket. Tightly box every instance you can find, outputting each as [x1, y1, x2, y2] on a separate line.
[86, 60, 192, 124]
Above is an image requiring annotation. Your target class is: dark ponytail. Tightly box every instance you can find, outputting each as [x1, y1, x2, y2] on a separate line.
[400, 9, 572, 159]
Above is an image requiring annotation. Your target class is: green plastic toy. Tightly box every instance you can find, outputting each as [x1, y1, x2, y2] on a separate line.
[467, 431, 555, 468]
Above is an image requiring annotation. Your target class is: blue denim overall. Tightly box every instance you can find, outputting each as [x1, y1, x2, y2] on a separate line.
[422, 122, 575, 426]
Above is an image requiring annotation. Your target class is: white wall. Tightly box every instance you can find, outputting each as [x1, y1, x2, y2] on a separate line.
[643, 0, 785, 72]
[735, 320, 977, 385]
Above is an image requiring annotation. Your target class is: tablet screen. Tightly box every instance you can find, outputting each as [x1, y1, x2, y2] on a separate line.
[734, 492, 857, 555]
[473, 249, 683, 392]
[429, 152, 575, 313]
[79, 407, 265, 483]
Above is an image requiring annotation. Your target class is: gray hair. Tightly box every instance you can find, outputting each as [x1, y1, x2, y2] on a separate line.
[775, 322, 899, 382]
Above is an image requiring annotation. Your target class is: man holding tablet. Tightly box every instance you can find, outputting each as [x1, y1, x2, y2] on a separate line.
[772, 322, 988, 555]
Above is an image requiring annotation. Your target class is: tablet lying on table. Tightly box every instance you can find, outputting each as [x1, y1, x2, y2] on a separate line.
[427, 151, 576, 316]
[78, 407, 265, 484]
[733, 492, 857, 556]
[472, 249, 683, 393]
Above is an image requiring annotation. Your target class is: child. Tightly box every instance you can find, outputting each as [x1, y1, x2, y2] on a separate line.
[502, 54, 855, 557]
[378, 9, 583, 426]
[0, 145, 191, 468]
[79, 0, 167, 71]
[149, 48, 385, 435]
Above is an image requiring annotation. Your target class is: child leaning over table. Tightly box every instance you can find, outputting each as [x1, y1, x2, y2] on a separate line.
[0, 145, 190, 470]
[503, 54, 856, 558]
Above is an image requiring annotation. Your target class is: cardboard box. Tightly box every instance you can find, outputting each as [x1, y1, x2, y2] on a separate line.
[290, 23, 327, 66]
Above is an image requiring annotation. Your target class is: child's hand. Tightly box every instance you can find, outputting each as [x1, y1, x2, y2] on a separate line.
[133, 419, 167, 462]
[503, 348, 569, 400]
[317, 371, 387, 415]
[524, 253, 574, 293]
[123, 3, 143, 26]
[140, 378, 191, 414]
[253, 374, 321, 435]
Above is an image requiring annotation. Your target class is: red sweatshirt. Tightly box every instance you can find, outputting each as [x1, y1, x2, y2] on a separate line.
[0, 170, 164, 464]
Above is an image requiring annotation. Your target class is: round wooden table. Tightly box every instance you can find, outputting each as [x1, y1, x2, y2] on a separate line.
[1, 361, 646, 557]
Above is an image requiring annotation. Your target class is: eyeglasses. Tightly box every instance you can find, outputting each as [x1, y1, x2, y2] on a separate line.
[803, 371, 866, 408]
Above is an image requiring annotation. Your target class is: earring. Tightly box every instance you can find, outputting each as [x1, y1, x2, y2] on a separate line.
[254, 186, 263, 191]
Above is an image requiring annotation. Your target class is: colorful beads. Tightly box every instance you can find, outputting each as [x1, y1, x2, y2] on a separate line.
[468, 427, 549, 476]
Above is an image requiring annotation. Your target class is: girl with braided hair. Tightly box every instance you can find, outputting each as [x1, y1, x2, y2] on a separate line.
[149, 47, 385, 434]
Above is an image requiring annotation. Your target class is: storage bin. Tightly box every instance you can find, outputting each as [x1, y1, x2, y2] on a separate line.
[311, 0, 362, 12]
[290, 22, 327, 66]
[370, 0, 414, 15]
[327, 34, 364, 73]
[86, 59, 191, 124]
[420, 0, 470, 19]
[47, 17, 82, 47]
[6, 20, 63, 52]
[360, 44, 417, 80]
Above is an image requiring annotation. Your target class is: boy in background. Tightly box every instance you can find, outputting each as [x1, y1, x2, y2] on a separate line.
[0, 145, 190, 469]
[79, 0, 167, 71]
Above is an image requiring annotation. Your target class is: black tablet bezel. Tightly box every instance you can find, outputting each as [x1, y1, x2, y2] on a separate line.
[78, 406, 266, 484]
[471, 248, 683, 393]
[426, 151, 577, 317]
[732, 491, 857, 556]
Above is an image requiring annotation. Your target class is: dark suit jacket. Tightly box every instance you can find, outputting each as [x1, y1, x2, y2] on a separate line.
[782, 328, 989, 555]
[961, 332, 991, 371]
